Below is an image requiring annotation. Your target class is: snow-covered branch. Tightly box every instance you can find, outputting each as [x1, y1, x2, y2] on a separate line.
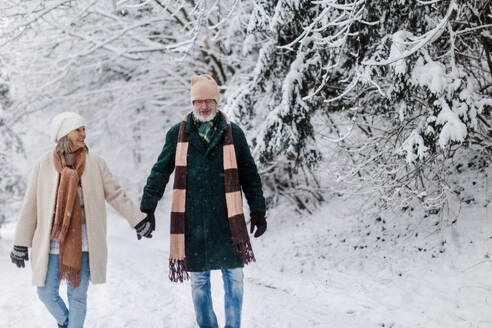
[362, 0, 457, 66]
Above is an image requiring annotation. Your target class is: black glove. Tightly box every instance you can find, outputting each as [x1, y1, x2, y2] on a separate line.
[10, 245, 29, 268]
[135, 211, 155, 240]
[142, 210, 156, 232]
[250, 211, 267, 238]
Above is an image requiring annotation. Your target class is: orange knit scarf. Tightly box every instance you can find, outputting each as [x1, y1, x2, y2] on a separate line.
[50, 149, 86, 287]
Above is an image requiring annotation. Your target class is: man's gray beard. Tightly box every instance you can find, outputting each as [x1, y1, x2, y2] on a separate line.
[193, 110, 217, 122]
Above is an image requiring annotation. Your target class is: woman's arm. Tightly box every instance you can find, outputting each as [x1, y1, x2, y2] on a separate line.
[98, 157, 146, 228]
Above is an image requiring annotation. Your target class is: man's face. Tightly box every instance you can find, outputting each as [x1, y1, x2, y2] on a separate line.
[193, 99, 217, 122]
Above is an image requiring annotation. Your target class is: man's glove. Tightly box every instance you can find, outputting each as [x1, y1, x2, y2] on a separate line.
[10, 245, 29, 268]
[135, 211, 155, 240]
[250, 211, 267, 238]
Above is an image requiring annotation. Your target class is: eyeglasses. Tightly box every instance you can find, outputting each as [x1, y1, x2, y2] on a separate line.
[193, 99, 216, 105]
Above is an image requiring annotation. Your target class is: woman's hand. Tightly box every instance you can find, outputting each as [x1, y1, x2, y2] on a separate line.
[135, 211, 155, 240]
[10, 245, 29, 268]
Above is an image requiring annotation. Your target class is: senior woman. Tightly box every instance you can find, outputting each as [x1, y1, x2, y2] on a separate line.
[9, 112, 154, 328]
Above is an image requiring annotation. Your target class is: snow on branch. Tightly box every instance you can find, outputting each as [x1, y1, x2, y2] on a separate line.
[362, 0, 457, 66]
[78, 17, 170, 58]
[0, 0, 72, 48]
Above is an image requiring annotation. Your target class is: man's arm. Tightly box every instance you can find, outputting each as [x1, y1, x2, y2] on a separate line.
[140, 124, 180, 212]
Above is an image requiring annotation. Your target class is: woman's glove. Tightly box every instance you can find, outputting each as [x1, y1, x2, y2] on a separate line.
[10, 245, 29, 268]
[135, 211, 155, 240]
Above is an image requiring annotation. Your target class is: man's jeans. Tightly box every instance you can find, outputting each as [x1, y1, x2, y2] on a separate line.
[190, 268, 244, 328]
[37, 252, 90, 328]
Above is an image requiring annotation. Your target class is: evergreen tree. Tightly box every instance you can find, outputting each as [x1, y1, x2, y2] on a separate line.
[225, 0, 491, 213]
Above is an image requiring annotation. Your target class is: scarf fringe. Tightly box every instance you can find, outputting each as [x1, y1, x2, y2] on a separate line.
[234, 240, 256, 265]
[59, 264, 81, 288]
[169, 259, 190, 283]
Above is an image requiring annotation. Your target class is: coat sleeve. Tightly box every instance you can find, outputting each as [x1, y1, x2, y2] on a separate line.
[98, 157, 146, 228]
[13, 161, 40, 247]
[232, 124, 267, 213]
[140, 125, 179, 212]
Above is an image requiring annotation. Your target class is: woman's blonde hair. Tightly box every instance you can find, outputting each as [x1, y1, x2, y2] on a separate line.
[55, 135, 72, 154]
[55, 135, 89, 154]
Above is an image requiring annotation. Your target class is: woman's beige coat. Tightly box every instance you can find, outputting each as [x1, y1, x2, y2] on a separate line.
[14, 151, 146, 286]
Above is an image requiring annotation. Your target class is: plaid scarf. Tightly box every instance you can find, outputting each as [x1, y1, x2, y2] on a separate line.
[169, 111, 255, 282]
[50, 148, 86, 287]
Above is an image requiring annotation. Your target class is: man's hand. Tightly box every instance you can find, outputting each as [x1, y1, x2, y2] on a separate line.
[135, 211, 155, 240]
[250, 211, 267, 238]
[10, 245, 29, 268]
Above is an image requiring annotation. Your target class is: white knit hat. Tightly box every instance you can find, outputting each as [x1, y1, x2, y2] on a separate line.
[50, 112, 86, 143]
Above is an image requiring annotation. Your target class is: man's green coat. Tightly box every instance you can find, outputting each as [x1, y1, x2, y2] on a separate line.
[141, 112, 266, 272]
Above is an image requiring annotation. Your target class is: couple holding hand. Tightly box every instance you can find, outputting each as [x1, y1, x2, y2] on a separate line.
[10, 74, 267, 328]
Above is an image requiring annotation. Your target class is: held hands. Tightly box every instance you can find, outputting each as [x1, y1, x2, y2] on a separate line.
[10, 245, 29, 268]
[135, 210, 155, 240]
[250, 211, 267, 238]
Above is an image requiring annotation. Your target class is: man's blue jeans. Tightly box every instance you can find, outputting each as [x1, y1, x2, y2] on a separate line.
[37, 252, 90, 328]
[190, 268, 244, 328]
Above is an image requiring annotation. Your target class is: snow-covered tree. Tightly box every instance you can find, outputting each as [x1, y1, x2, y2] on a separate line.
[1, 0, 490, 216]
[334, 0, 492, 214]
[224, 0, 491, 214]
[0, 0, 251, 194]
[0, 67, 25, 227]
[224, 0, 365, 211]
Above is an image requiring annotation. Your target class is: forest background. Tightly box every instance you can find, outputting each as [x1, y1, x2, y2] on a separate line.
[0, 1, 491, 326]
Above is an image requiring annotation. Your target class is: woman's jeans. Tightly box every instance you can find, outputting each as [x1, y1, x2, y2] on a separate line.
[37, 252, 90, 328]
[190, 268, 244, 328]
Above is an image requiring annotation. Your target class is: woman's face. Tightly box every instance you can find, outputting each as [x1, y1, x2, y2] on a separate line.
[68, 126, 86, 151]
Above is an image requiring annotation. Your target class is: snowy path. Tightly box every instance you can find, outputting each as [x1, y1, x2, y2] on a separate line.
[0, 212, 364, 327]
[1, 199, 491, 327]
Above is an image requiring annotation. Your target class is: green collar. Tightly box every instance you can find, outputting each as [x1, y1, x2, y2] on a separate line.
[192, 113, 221, 144]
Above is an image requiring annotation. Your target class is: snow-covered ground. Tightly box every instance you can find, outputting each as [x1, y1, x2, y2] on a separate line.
[1, 176, 491, 327]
